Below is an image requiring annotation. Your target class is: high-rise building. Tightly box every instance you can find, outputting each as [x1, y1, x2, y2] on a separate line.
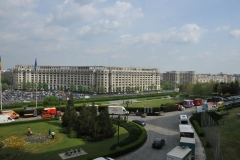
[10, 65, 161, 92]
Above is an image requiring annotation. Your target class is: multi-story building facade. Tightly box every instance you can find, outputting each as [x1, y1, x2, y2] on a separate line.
[162, 71, 236, 84]
[197, 74, 235, 83]
[162, 71, 196, 84]
[10, 65, 161, 92]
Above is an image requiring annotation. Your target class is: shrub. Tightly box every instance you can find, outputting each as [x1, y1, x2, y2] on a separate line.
[192, 120, 204, 137]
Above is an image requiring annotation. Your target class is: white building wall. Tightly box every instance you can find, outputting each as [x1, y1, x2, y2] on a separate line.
[11, 65, 161, 92]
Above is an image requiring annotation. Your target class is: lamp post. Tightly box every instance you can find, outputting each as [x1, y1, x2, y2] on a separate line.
[117, 114, 120, 149]
[125, 100, 131, 121]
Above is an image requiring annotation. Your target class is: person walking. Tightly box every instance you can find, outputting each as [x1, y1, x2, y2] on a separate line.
[27, 127, 32, 135]
[48, 129, 51, 137]
[51, 131, 55, 139]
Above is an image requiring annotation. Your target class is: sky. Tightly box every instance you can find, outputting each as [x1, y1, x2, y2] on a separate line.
[0, 0, 240, 74]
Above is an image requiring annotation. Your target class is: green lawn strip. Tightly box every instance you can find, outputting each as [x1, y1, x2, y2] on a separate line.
[219, 107, 240, 160]
[10, 97, 178, 112]
[197, 107, 240, 160]
[0, 121, 129, 160]
[122, 98, 178, 108]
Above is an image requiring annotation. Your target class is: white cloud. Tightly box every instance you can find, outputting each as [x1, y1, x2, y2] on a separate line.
[215, 26, 230, 31]
[0, 32, 24, 42]
[168, 49, 180, 55]
[230, 30, 240, 38]
[168, 24, 207, 43]
[178, 52, 213, 61]
[119, 24, 206, 45]
[76, 26, 91, 36]
[84, 47, 110, 55]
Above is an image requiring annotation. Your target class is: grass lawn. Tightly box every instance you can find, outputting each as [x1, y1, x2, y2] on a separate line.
[199, 107, 240, 160]
[219, 107, 240, 160]
[0, 120, 129, 160]
[122, 98, 178, 108]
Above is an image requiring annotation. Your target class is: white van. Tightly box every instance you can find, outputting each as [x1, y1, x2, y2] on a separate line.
[0, 114, 15, 123]
[179, 114, 188, 124]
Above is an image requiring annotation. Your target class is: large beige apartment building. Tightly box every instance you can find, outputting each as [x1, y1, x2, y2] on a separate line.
[9, 65, 161, 92]
[162, 71, 196, 84]
[162, 71, 236, 84]
[197, 74, 235, 83]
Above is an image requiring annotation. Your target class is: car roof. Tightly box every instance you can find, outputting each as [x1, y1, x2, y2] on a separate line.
[154, 138, 163, 141]
[133, 119, 145, 122]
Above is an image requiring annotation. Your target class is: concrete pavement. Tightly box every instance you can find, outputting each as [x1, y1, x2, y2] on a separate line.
[117, 107, 206, 160]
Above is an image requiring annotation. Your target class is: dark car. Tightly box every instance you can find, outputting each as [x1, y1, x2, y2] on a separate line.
[152, 138, 165, 149]
[132, 119, 146, 126]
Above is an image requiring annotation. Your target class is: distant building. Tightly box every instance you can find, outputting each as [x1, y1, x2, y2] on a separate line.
[197, 74, 235, 83]
[162, 71, 196, 84]
[8, 65, 161, 92]
[162, 71, 236, 84]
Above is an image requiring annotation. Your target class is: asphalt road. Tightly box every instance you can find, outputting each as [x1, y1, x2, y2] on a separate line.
[117, 108, 195, 160]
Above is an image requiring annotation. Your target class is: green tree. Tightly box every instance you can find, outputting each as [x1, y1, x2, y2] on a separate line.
[99, 86, 105, 93]
[62, 94, 78, 134]
[43, 96, 59, 106]
[43, 83, 48, 90]
[216, 83, 222, 95]
[75, 106, 116, 141]
[38, 82, 43, 90]
[22, 82, 27, 90]
[70, 83, 76, 92]
[78, 84, 83, 92]
[2, 83, 9, 90]
[1, 76, 10, 85]
[26, 82, 31, 90]
[180, 82, 193, 94]
[98, 109, 116, 138]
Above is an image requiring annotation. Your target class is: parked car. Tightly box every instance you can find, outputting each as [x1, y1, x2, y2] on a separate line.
[132, 119, 146, 126]
[152, 138, 165, 149]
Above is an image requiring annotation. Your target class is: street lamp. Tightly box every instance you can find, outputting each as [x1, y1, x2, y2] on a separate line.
[125, 100, 131, 121]
[117, 114, 120, 149]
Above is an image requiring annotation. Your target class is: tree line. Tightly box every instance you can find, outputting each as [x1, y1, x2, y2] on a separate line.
[179, 81, 240, 97]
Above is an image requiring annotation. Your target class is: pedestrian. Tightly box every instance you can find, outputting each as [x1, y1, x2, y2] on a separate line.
[48, 129, 51, 136]
[27, 127, 31, 135]
[51, 131, 55, 139]
[178, 104, 181, 111]
[238, 113, 240, 119]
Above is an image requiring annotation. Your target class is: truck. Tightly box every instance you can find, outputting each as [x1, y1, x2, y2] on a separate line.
[42, 107, 57, 115]
[108, 106, 129, 115]
[166, 146, 192, 160]
[196, 102, 216, 113]
[23, 108, 38, 117]
[193, 98, 202, 106]
[182, 100, 194, 108]
[1, 110, 19, 119]
[179, 137, 195, 159]
[0, 114, 15, 123]
[179, 124, 194, 138]
[41, 107, 63, 119]
[216, 101, 225, 109]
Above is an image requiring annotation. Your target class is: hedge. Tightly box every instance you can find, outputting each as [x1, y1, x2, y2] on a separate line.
[192, 120, 204, 137]
[88, 120, 147, 160]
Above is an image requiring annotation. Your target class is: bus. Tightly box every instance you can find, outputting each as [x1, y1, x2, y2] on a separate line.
[179, 124, 194, 138]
